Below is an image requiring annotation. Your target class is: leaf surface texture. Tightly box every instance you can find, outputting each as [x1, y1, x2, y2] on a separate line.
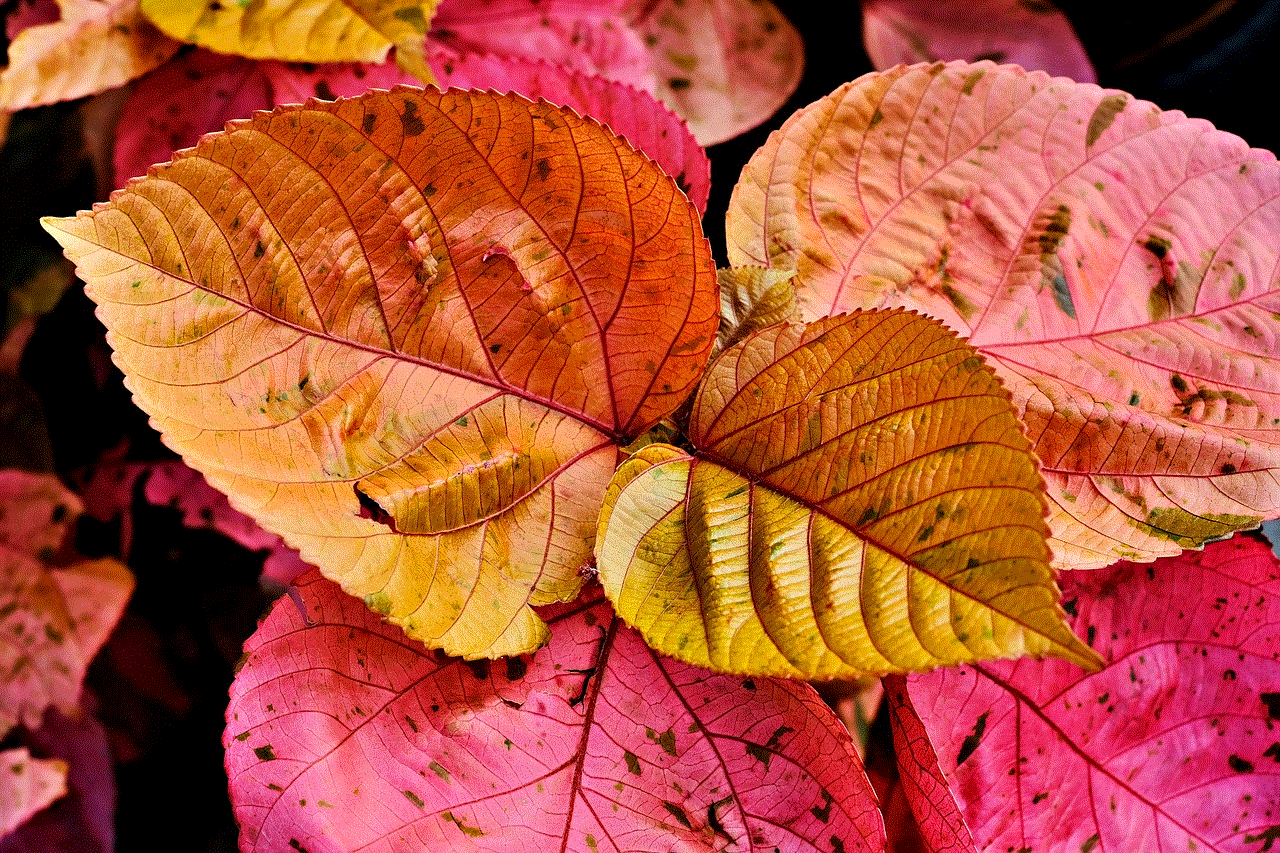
[727, 62, 1280, 567]
[225, 573, 887, 853]
[47, 88, 717, 658]
[597, 311, 1098, 678]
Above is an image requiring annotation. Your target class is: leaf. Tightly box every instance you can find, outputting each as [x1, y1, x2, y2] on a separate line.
[596, 311, 1099, 679]
[0, 0, 180, 110]
[716, 264, 799, 350]
[425, 49, 711, 214]
[882, 676, 976, 853]
[45, 88, 717, 658]
[225, 571, 887, 853]
[861, 0, 1095, 82]
[138, 0, 440, 83]
[0, 470, 81, 561]
[0, 748, 67, 836]
[0, 553, 133, 735]
[632, 0, 804, 146]
[430, 0, 655, 92]
[904, 535, 1280, 853]
[726, 62, 1280, 568]
[114, 47, 710, 213]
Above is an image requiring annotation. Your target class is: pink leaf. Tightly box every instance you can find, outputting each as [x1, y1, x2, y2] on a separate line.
[905, 535, 1280, 853]
[226, 572, 886, 853]
[882, 676, 975, 853]
[0, 748, 66, 837]
[861, 0, 1095, 82]
[141, 461, 279, 553]
[112, 49, 273, 191]
[431, 0, 655, 91]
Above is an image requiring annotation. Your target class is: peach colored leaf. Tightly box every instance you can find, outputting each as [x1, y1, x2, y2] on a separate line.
[225, 571, 887, 853]
[882, 676, 976, 853]
[138, 0, 440, 83]
[716, 264, 799, 350]
[45, 88, 717, 659]
[1, 555, 133, 735]
[0, 748, 67, 836]
[726, 61, 1280, 569]
[861, 0, 1095, 82]
[904, 535, 1280, 853]
[596, 311, 1099, 679]
[632, 0, 803, 146]
[0, 0, 179, 110]
[0, 471, 81, 561]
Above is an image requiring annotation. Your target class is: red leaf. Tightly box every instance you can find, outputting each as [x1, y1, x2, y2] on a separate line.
[904, 536, 1280, 853]
[225, 572, 887, 853]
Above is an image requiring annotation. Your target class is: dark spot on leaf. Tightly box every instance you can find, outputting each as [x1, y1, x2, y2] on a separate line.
[404, 715, 418, 733]
[624, 751, 641, 775]
[504, 657, 527, 681]
[489, 343, 502, 353]
[1170, 373, 1188, 394]
[742, 679, 756, 690]
[1032, 792, 1048, 804]
[392, 6, 427, 29]
[1223, 463, 1238, 474]
[400, 100, 425, 137]
[404, 790, 425, 809]
[1062, 597, 1078, 618]
[746, 725, 793, 768]
[1260, 692, 1280, 719]
[662, 801, 692, 829]
[1142, 235, 1171, 260]
[50, 503, 67, 523]
[362, 114, 376, 134]
[254, 745, 276, 761]
[1230, 754, 1255, 773]
[810, 789, 833, 822]
[465, 659, 490, 681]
[956, 712, 988, 765]
[831, 837, 845, 853]
[1245, 826, 1280, 852]
[1264, 742, 1280, 762]
[668, 78, 692, 91]
[313, 80, 336, 101]
[289, 840, 309, 853]
[1086, 94, 1127, 146]
[1081, 833, 1100, 853]
[254, 241, 265, 258]
[534, 158, 551, 182]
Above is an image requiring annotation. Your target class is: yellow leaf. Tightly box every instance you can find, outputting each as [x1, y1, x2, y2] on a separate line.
[0, 0, 180, 110]
[597, 311, 1100, 678]
[138, 0, 439, 83]
[43, 89, 716, 659]
[716, 265, 798, 351]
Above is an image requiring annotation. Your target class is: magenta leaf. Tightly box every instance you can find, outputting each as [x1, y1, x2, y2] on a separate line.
[904, 535, 1280, 853]
[861, 0, 1096, 82]
[882, 676, 975, 853]
[226, 572, 886, 853]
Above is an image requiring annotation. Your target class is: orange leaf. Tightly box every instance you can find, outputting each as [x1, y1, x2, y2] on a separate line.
[44, 89, 717, 659]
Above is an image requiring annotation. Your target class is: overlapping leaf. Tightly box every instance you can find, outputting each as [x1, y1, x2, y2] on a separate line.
[882, 676, 975, 853]
[225, 572, 886, 853]
[0, 471, 133, 735]
[597, 310, 1098, 679]
[632, 0, 804, 146]
[0, 748, 67, 836]
[46, 88, 717, 659]
[726, 62, 1280, 568]
[861, 0, 1095, 82]
[902, 535, 1280, 853]
[138, 0, 439, 83]
[0, 0, 179, 110]
[114, 48, 710, 213]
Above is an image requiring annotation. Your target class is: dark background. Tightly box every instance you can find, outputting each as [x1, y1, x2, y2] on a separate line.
[2, 2, 1278, 850]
